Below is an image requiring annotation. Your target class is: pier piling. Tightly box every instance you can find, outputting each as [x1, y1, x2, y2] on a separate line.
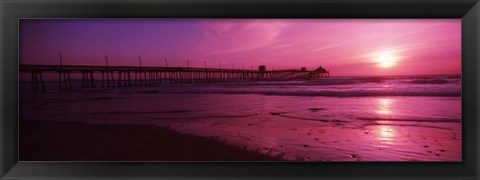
[21, 65, 330, 91]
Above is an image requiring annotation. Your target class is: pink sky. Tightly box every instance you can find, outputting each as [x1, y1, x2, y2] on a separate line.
[20, 19, 461, 76]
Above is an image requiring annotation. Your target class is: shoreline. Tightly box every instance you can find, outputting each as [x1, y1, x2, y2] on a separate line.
[20, 120, 284, 161]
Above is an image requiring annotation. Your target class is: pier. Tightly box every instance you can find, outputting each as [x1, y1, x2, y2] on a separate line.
[20, 64, 330, 91]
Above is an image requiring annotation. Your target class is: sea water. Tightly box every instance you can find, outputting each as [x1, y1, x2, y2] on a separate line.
[20, 74, 461, 161]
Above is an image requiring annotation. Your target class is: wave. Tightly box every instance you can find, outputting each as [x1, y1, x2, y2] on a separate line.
[363, 123, 454, 130]
[139, 114, 259, 120]
[357, 117, 461, 123]
[91, 110, 201, 115]
[270, 112, 348, 123]
[220, 79, 361, 86]
[358, 77, 389, 83]
[407, 79, 450, 84]
[200, 76, 459, 87]
[186, 90, 461, 97]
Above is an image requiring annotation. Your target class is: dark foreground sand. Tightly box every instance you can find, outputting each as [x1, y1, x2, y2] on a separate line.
[20, 120, 283, 161]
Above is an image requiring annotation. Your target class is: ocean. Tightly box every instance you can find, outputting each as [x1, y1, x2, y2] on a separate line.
[19, 74, 462, 161]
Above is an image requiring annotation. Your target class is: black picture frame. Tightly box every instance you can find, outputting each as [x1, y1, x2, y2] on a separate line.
[1, 0, 479, 179]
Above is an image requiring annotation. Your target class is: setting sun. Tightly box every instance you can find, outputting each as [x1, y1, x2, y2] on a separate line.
[372, 51, 399, 68]
[19, 19, 462, 162]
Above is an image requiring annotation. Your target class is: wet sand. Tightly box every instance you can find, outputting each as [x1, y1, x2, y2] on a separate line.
[20, 120, 283, 161]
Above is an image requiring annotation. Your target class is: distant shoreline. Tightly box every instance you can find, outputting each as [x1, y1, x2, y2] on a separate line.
[20, 120, 284, 161]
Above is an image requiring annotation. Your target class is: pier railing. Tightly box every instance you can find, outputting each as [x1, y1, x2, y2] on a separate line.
[20, 64, 330, 91]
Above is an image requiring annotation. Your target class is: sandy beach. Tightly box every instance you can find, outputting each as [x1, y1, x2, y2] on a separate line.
[20, 120, 283, 161]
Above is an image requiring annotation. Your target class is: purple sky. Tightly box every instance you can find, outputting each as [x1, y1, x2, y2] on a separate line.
[20, 19, 461, 76]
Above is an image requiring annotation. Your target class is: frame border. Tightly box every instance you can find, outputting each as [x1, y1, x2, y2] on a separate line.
[1, 0, 479, 179]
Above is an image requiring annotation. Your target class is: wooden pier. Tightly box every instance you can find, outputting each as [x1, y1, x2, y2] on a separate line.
[20, 64, 330, 91]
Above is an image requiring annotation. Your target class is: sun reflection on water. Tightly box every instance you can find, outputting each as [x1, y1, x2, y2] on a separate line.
[373, 98, 397, 145]
[376, 98, 393, 115]
[374, 125, 397, 145]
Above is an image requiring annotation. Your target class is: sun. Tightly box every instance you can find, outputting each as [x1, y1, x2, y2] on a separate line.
[372, 51, 399, 68]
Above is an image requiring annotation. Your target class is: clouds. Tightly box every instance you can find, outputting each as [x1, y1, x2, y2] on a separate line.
[197, 20, 287, 55]
[20, 19, 460, 76]
[313, 42, 346, 52]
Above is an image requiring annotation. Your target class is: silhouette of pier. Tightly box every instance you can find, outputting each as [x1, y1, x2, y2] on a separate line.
[20, 64, 330, 92]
